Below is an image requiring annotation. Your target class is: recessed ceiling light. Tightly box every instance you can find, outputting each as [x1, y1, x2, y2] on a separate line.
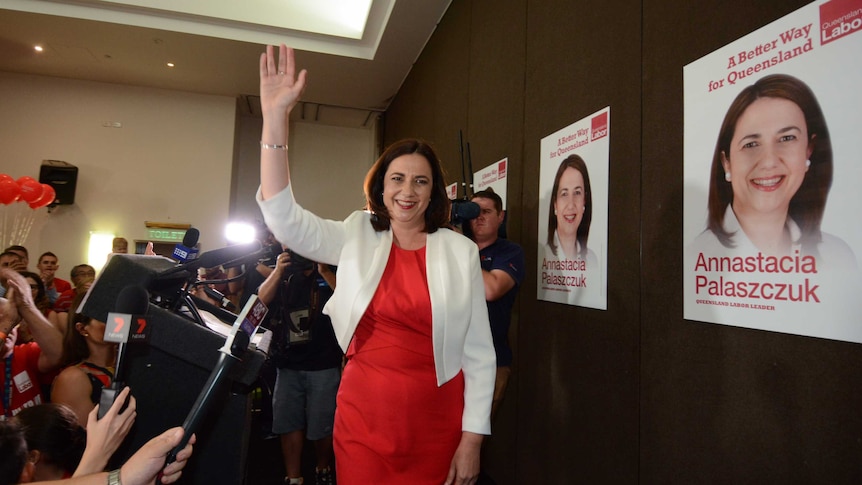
[34, 45, 43, 52]
[166, 62, 175, 68]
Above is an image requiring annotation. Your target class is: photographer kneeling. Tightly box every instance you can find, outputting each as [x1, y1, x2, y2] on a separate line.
[257, 248, 341, 485]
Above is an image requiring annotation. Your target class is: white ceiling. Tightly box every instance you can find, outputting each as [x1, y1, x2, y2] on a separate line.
[0, 0, 452, 125]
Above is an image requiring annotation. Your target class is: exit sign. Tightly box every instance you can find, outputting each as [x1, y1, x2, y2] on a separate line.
[147, 228, 186, 242]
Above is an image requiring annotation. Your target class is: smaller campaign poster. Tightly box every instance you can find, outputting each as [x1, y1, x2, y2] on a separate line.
[446, 182, 458, 200]
[473, 158, 509, 206]
[537, 107, 610, 310]
[683, 0, 862, 343]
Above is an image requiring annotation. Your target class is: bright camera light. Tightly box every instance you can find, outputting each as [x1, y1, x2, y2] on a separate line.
[224, 222, 257, 244]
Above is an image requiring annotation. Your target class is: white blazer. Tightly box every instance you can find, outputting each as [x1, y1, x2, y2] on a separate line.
[257, 185, 496, 435]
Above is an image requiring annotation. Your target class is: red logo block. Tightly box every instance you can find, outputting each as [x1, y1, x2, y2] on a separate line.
[591, 112, 609, 141]
[820, 0, 862, 45]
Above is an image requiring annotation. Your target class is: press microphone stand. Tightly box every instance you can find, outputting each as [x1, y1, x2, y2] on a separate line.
[161, 296, 267, 478]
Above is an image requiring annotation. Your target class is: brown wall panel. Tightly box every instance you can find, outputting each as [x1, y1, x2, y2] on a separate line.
[384, 0, 471, 174]
[385, 0, 862, 483]
[464, 1, 528, 480]
[641, 0, 862, 483]
[519, 0, 641, 482]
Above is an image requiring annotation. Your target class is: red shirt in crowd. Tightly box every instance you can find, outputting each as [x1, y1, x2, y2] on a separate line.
[1, 342, 45, 418]
[52, 277, 72, 294]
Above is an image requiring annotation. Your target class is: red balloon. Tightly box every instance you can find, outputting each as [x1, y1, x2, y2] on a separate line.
[0, 174, 14, 184]
[29, 184, 56, 209]
[0, 179, 21, 205]
[17, 177, 44, 204]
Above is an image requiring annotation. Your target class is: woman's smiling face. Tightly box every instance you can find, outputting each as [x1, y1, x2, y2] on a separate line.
[554, 166, 585, 239]
[723, 96, 813, 219]
[382, 153, 432, 231]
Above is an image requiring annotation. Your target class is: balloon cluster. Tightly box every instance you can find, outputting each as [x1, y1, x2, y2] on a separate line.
[1, 173, 56, 248]
[0, 174, 56, 209]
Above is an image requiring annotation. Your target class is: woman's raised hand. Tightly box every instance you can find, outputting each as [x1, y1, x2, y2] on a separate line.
[259, 44, 307, 119]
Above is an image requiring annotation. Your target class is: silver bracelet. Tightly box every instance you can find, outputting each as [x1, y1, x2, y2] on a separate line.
[107, 469, 122, 485]
[260, 141, 288, 150]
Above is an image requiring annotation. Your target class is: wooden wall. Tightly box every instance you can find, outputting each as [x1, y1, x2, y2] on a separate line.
[385, 0, 862, 483]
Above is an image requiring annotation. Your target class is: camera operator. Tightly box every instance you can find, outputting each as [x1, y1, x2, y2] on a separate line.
[256, 248, 341, 485]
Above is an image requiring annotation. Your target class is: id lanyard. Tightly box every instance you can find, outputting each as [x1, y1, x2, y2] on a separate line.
[283, 273, 320, 332]
[3, 355, 12, 418]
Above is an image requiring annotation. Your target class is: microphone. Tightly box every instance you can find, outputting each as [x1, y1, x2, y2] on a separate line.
[195, 242, 262, 269]
[202, 286, 236, 311]
[157, 242, 262, 278]
[171, 228, 200, 263]
[99, 285, 150, 419]
[451, 200, 480, 223]
[164, 294, 268, 467]
[189, 294, 238, 325]
[219, 244, 277, 270]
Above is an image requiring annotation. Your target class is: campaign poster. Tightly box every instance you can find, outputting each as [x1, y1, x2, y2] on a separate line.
[537, 107, 610, 310]
[683, 0, 862, 343]
[446, 182, 459, 200]
[473, 158, 509, 206]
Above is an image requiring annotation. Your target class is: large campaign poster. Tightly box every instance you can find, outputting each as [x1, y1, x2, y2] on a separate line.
[683, 0, 862, 343]
[537, 107, 609, 309]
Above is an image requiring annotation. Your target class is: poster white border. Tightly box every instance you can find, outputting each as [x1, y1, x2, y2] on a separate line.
[537, 107, 610, 309]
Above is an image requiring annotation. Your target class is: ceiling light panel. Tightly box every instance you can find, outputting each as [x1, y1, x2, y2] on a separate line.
[95, 0, 372, 39]
[2, 0, 391, 60]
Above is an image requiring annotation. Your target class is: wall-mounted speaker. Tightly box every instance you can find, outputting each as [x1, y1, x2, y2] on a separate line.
[39, 160, 77, 205]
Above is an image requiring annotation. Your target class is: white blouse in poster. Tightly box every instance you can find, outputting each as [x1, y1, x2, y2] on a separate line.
[537, 107, 609, 310]
[683, 0, 862, 343]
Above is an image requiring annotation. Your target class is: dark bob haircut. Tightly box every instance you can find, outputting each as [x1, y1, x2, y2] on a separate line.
[707, 73, 832, 249]
[0, 421, 28, 485]
[363, 139, 451, 233]
[14, 404, 87, 476]
[547, 154, 592, 259]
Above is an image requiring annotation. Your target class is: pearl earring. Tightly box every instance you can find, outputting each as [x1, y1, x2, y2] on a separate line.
[806, 159, 811, 168]
[725, 172, 731, 182]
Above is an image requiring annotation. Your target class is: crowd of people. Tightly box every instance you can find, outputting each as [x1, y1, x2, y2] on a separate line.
[0, 43, 529, 485]
[0, 260, 195, 485]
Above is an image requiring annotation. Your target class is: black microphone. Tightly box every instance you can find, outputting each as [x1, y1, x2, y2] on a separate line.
[171, 228, 200, 263]
[202, 286, 236, 311]
[158, 242, 262, 278]
[164, 295, 268, 467]
[451, 200, 480, 223]
[219, 244, 277, 270]
[189, 294, 238, 325]
[99, 285, 150, 419]
[196, 242, 262, 269]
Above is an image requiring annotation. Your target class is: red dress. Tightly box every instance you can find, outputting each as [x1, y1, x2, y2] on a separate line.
[334, 244, 465, 484]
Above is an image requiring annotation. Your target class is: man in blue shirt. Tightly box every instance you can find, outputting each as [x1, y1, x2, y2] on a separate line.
[468, 189, 525, 419]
